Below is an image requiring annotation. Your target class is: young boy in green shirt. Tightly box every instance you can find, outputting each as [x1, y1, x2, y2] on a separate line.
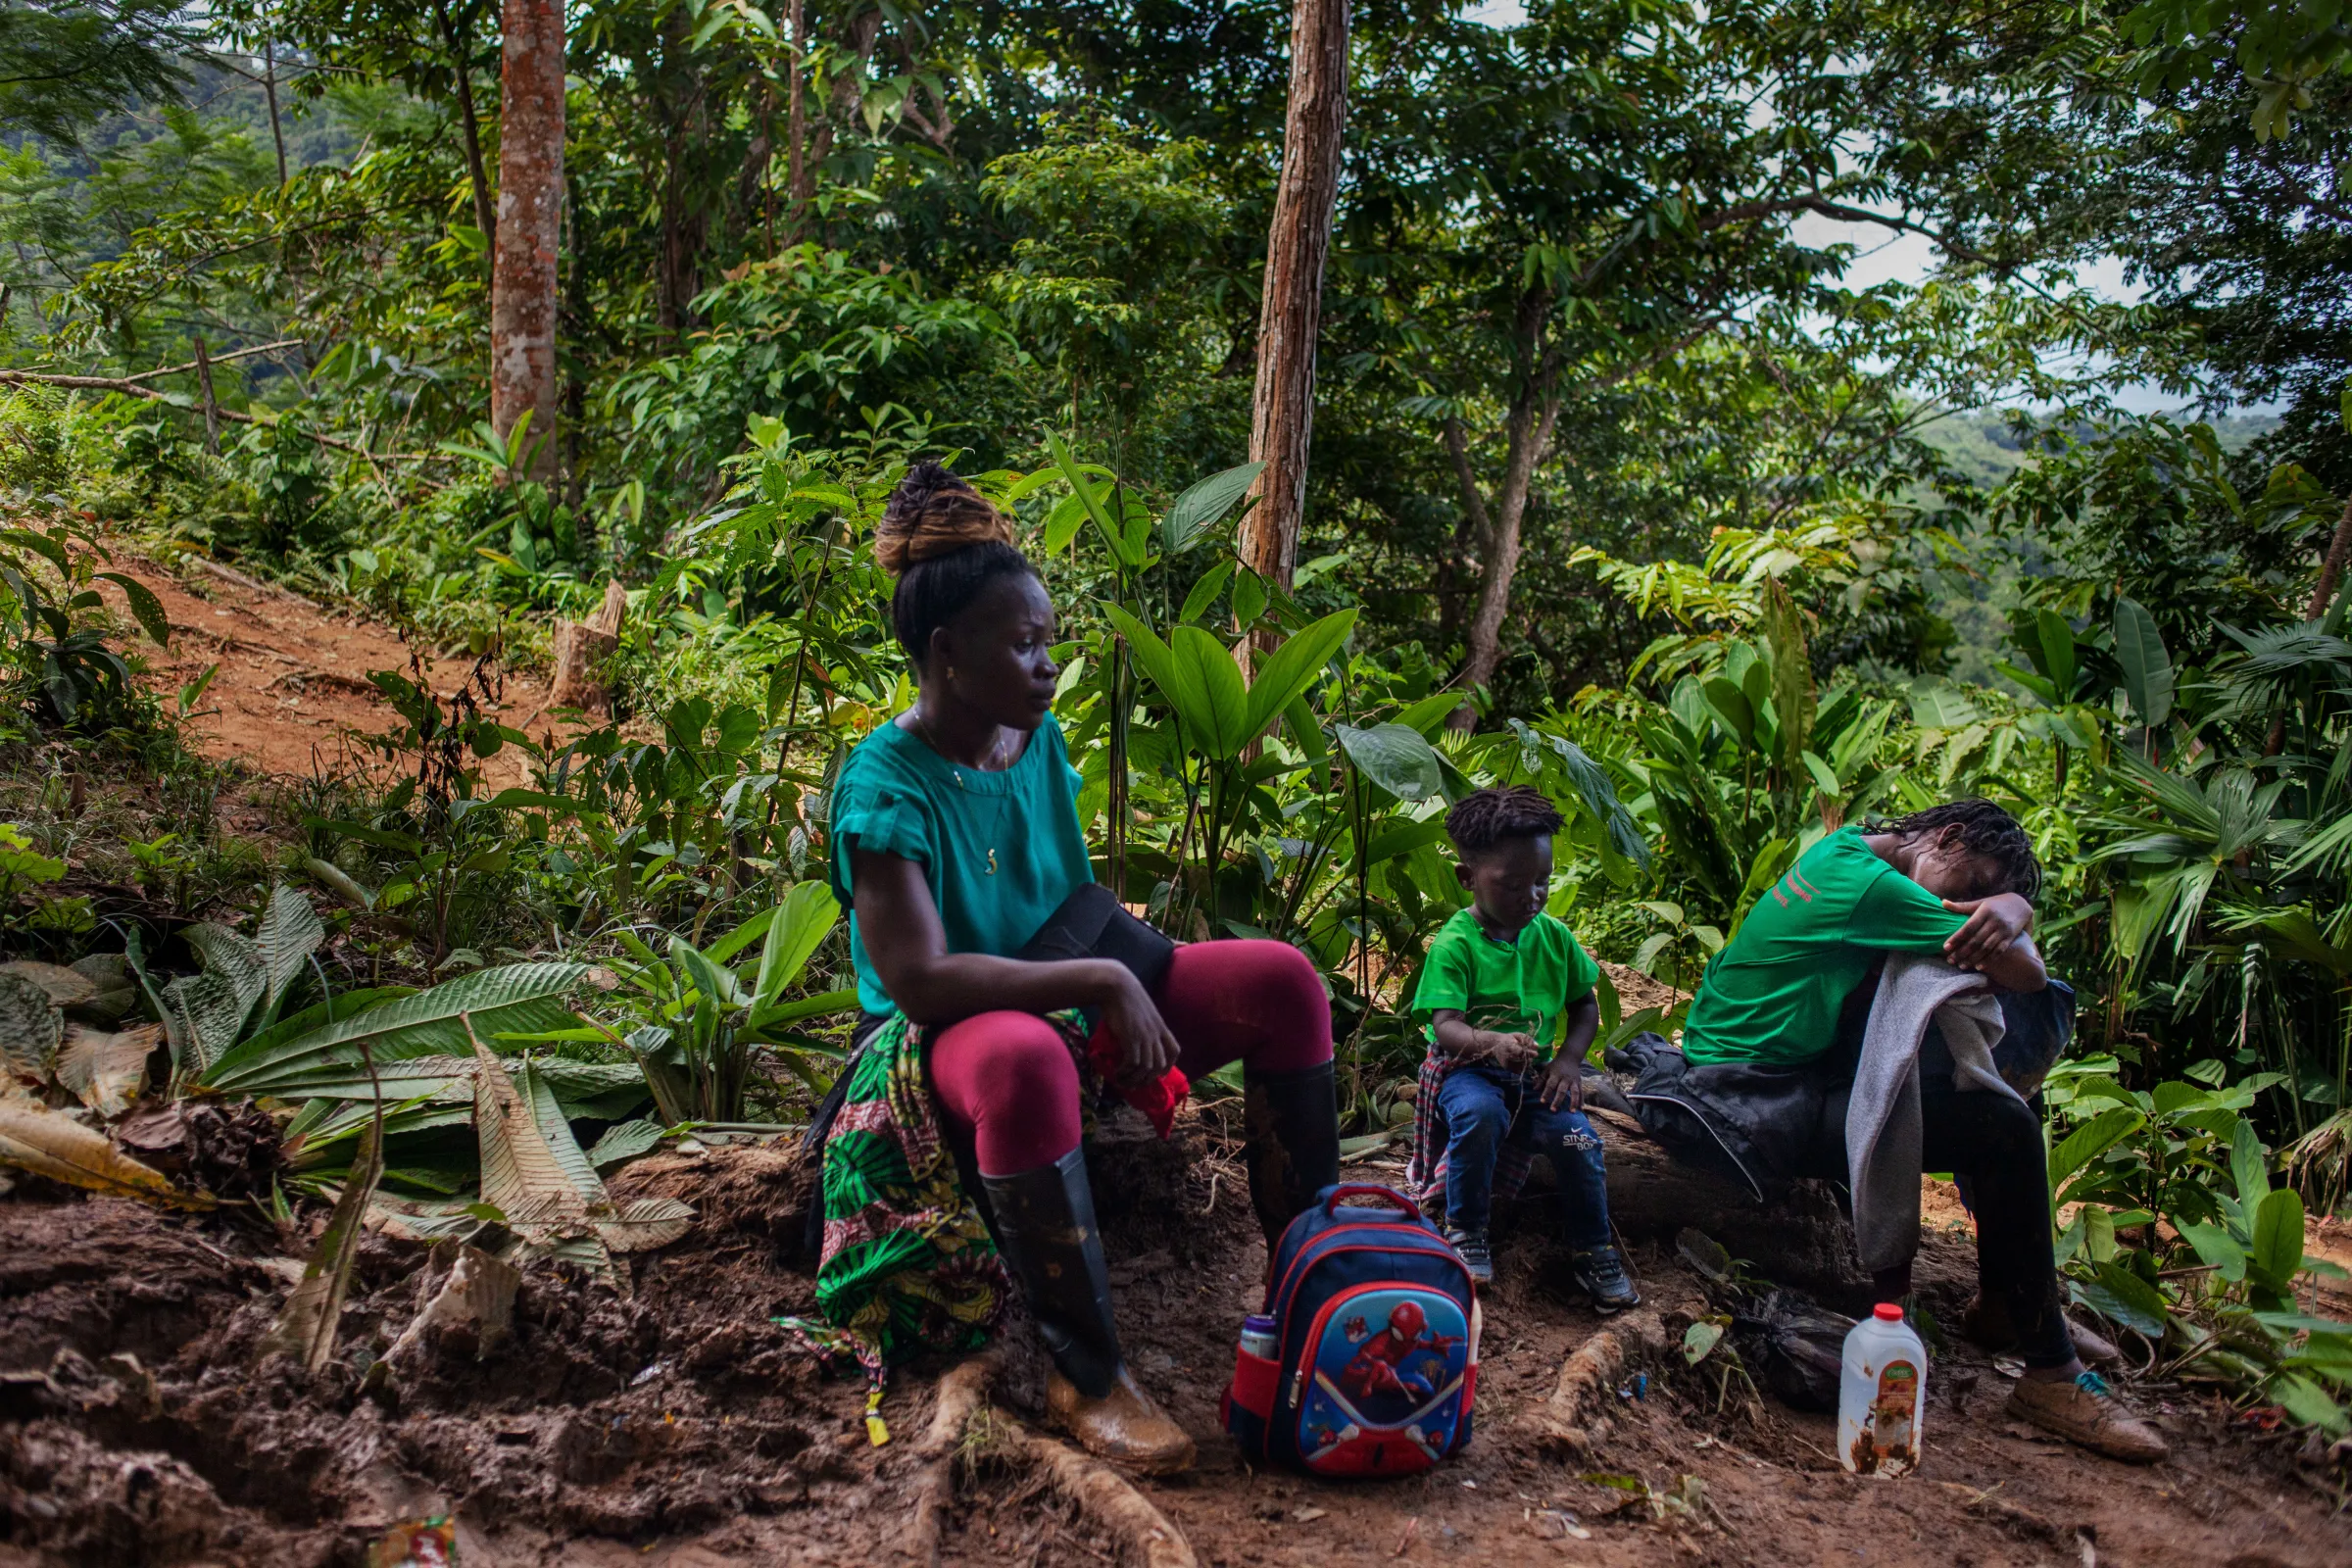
[1408, 786, 1637, 1307]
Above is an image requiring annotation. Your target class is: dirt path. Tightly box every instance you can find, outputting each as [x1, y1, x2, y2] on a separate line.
[92, 557, 554, 783]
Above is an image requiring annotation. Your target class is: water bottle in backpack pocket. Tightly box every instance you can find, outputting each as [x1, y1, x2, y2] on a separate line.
[1222, 1184, 1481, 1477]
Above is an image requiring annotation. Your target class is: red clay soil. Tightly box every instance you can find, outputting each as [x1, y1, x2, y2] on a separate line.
[3, 1108, 2346, 1568]
[90, 559, 557, 783]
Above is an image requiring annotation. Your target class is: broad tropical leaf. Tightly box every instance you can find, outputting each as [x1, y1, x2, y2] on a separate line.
[1167, 624, 1251, 758]
[599, 1196, 697, 1252]
[162, 924, 268, 1072]
[204, 962, 593, 1094]
[1762, 577, 1815, 773]
[2232, 1119, 2271, 1207]
[2250, 1187, 2307, 1294]
[1160, 461, 1263, 555]
[670, 936, 746, 1010]
[92, 570, 171, 645]
[2049, 1105, 2144, 1197]
[57, 1023, 156, 1116]
[2078, 1260, 2170, 1337]
[253, 884, 325, 1015]
[469, 1020, 592, 1234]
[1239, 609, 1356, 742]
[1335, 722, 1444, 803]
[750, 881, 842, 1010]
[2115, 597, 2175, 727]
[588, 1118, 664, 1169]
[1100, 604, 1180, 710]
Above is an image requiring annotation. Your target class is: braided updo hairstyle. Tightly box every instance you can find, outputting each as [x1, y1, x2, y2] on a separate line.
[875, 462, 1035, 670]
[1884, 798, 2042, 901]
[1446, 785, 1565, 859]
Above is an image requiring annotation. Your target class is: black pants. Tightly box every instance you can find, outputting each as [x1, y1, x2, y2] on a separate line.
[1811, 1081, 2074, 1368]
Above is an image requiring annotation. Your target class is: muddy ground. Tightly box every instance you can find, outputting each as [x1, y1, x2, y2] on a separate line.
[4, 1102, 2347, 1568]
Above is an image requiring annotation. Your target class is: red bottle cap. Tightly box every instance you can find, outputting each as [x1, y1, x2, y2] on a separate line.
[1873, 1302, 1905, 1321]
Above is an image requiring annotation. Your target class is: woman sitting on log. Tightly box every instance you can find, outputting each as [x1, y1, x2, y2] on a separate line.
[807, 463, 1340, 1475]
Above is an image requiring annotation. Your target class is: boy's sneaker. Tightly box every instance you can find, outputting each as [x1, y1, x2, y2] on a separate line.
[1570, 1247, 1641, 1313]
[1446, 1228, 1494, 1285]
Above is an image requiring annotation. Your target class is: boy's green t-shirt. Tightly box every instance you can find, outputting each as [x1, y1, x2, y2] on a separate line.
[1679, 827, 1970, 1066]
[1412, 908, 1601, 1063]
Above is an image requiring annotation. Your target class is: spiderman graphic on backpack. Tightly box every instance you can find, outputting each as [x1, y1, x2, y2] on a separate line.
[1223, 1185, 1481, 1477]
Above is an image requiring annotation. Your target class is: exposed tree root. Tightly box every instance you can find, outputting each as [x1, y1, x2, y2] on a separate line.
[906, 1351, 1003, 1567]
[1525, 1308, 1669, 1456]
[1528, 1325, 1626, 1455]
[1001, 1420, 1198, 1568]
[899, 1348, 1198, 1568]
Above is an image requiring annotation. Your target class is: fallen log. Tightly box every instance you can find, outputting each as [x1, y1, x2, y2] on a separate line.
[1591, 1117, 1879, 1308]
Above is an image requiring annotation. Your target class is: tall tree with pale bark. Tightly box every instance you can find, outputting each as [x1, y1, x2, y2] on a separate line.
[1240, 0, 1348, 591]
[491, 0, 564, 474]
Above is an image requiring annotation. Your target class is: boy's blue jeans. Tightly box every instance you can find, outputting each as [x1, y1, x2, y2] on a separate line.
[1437, 1062, 1612, 1250]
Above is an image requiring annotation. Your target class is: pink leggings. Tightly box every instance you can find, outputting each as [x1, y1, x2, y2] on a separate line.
[927, 940, 1332, 1176]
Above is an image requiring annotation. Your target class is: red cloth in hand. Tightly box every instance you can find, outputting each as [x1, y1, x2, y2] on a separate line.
[1086, 1024, 1189, 1139]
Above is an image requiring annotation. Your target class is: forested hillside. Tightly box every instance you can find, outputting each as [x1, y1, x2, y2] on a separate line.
[5, 0, 2352, 1561]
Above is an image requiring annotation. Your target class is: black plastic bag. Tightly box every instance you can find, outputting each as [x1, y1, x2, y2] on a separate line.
[1731, 1289, 1854, 1412]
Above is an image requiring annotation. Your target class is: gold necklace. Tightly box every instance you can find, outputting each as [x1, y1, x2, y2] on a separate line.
[913, 707, 1014, 873]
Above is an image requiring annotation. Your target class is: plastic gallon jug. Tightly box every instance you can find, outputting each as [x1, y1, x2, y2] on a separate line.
[1838, 1302, 1927, 1476]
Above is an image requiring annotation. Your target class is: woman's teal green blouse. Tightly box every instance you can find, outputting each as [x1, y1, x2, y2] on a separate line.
[827, 712, 1094, 1016]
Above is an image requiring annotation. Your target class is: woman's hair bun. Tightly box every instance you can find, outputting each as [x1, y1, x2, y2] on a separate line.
[876, 461, 1016, 576]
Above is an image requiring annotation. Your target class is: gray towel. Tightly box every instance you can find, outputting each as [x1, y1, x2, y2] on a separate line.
[1845, 954, 2019, 1272]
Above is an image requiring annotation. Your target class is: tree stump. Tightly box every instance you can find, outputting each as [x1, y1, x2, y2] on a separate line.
[547, 578, 626, 715]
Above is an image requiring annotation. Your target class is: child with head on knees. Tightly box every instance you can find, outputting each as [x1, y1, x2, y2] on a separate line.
[1408, 786, 1637, 1308]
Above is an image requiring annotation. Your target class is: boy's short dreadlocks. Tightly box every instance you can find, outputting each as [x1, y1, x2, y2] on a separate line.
[1884, 798, 2042, 902]
[1446, 785, 1564, 859]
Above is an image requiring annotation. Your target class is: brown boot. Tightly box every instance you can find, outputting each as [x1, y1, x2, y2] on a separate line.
[983, 1150, 1196, 1476]
[2006, 1371, 2169, 1462]
[1963, 1292, 2122, 1368]
[1046, 1366, 1197, 1474]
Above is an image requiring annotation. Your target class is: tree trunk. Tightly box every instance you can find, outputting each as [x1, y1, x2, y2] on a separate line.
[433, 0, 498, 246]
[1447, 393, 1558, 730]
[490, 0, 564, 478]
[1239, 0, 1350, 590]
[785, 0, 809, 232]
[2307, 495, 2352, 620]
[193, 337, 220, 454]
[656, 138, 710, 341]
[262, 40, 287, 185]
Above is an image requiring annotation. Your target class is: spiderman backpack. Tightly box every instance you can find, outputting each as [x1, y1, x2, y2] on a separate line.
[1222, 1184, 1481, 1476]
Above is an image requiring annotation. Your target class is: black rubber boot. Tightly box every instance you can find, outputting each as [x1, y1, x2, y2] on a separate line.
[1242, 1060, 1343, 1247]
[982, 1148, 1122, 1396]
[981, 1149, 1194, 1472]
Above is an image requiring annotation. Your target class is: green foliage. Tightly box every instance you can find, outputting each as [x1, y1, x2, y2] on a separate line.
[598, 884, 854, 1122]
[2046, 1055, 2350, 1432]
[0, 0, 194, 146]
